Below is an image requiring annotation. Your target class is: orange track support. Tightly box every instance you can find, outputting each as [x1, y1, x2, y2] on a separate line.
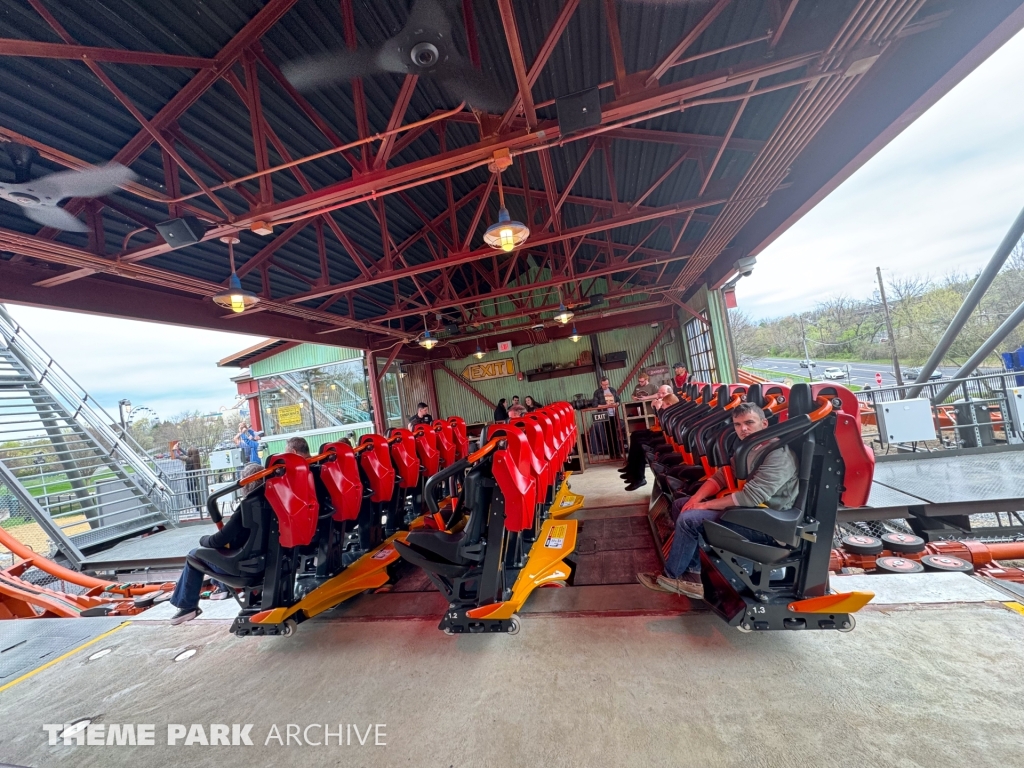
[0, 525, 173, 619]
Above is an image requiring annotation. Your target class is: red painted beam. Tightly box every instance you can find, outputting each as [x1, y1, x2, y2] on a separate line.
[290, 195, 721, 304]
[242, 50, 273, 206]
[499, 0, 579, 132]
[619, 322, 675, 395]
[603, 0, 628, 94]
[646, 0, 732, 86]
[0, 38, 215, 68]
[33, 0, 301, 239]
[770, 0, 801, 50]
[373, 74, 419, 170]
[498, 0, 538, 129]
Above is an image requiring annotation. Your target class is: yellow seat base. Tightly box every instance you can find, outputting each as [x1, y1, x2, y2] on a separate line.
[550, 473, 584, 519]
[466, 518, 578, 621]
[251, 531, 407, 626]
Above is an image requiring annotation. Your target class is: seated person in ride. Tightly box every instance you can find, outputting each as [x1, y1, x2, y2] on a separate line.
[408, 402, 434, 430]
[524, 395, 544, 412]
[622, 385, 678, 491]
[286, 436, 311, 458]
[168, 462, 265, 625]
[637, 402, 798, 600]
[631, 371, 656, 401]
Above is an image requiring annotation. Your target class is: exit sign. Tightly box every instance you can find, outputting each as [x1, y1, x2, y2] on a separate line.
[497, 340, 512, 353]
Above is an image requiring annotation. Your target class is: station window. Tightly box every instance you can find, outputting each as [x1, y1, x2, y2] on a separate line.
[685, 311, 718, 383]
[256, 360, 371, 436]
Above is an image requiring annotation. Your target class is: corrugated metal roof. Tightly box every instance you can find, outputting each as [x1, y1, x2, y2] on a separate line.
[0, 0, 991, 344]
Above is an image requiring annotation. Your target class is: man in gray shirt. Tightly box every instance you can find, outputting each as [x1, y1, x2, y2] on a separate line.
[638, 402, 799, 600]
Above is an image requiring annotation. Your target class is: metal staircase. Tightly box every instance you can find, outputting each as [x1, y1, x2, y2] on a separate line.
[0, 304, 174, 569]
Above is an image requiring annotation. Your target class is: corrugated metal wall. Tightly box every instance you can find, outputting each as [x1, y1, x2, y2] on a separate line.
[264, 424, 373, 456]
[427, 322, 686, 424]
[250, 343, 362, 377]
[401, 363, 435, 421]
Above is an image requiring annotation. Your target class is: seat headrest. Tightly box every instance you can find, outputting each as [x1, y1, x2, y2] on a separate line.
[788, 383, 814, 418]
[746, 384, 763, 408]
[701, 384, 713, 403]
[714, 384, 729, 410]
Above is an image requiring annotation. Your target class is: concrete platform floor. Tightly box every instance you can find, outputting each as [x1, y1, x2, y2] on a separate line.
[1, 604, 1023, 767]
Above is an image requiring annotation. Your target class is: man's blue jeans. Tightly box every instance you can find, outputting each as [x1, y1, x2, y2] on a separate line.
[170, 548, 230, 612]
[664, 497, 778, 579]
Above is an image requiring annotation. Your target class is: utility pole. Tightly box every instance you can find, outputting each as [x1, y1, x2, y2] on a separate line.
[798, 314, 814, 381]
[877, 267, 904, 387]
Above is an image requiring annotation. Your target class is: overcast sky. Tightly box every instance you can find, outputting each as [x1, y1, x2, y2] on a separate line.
[737, 26, 1024, 320]
[4, 27, 1023, 416]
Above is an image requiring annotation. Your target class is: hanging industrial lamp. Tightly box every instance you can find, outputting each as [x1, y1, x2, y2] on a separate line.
[554, 303, 574, 325]
[419, 329, 438, 350]
[212, 235, 260, 314]
[569, 325, 581, 342]
[483, 170, 529, 252]
[474, 342, 485, 359]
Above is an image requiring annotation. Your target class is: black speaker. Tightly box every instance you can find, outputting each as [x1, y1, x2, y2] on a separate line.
[156, 216, 207, 249]
[589, 293, 606, 307]
[556, 87, 601, 136]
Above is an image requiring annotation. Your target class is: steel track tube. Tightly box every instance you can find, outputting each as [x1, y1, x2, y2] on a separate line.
[908, 202, 1024, 398]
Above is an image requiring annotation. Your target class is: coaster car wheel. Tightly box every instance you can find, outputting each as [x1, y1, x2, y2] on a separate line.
[837, 615, 856, 633]
[281, 618, 298, 637]
[880, 532, 926, 554]
[920, 554, 974, 573]
[506, 615, 522, 635]
[875, 556, 925, 574]
[841, 535, 884, 555]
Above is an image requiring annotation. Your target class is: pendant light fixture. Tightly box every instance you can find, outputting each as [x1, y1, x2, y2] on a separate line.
[418, 315, 438, 350]
[553, 287, 574, 325]
[474, 342, 485, 359]
[212, 235, 260, 314]
[569, 325, 581, 342]
[483, 169, 529, 252]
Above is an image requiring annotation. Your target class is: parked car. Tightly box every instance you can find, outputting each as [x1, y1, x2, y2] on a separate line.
[902, 368, 943, 381]
[823, 367, 847, 380]
[799, 359, 816, 369]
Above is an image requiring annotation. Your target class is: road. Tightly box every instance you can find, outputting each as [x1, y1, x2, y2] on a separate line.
[746, 357, 962, 389]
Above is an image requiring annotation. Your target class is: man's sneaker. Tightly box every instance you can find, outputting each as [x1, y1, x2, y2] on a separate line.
[657, 573, 704, 600]
[170, 606, 202, 625]
[209, 589, 231, 601]
[636, 572, 673, 593]
[624, 478, 648, 492]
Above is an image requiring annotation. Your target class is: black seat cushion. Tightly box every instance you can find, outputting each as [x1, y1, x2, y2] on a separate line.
[703, 521, 793, 564]
[405, 529, 468, 565]
[186, 552, 263, 588]
[721, 506, 803, 546]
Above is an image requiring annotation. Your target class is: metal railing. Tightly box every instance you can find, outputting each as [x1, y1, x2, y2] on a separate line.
[0, 305, 173, 509]
[857, 371, 1023, 451]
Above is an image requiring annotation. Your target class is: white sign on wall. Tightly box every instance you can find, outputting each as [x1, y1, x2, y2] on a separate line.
[497, 340, 512, 353]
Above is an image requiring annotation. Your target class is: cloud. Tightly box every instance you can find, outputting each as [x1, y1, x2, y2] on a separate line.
[4, 304, 263, 421]
[737, 27, 1024, 320]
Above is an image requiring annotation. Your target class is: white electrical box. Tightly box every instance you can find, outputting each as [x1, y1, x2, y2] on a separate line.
[875, 398, 936, 444]
[1007, 387, 1024, 434]
[209, 448, 243, 470]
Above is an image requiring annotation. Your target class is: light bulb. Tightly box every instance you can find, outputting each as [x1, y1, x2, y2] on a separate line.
[499, 228, 515, 252]
[230, 294, 245, 313]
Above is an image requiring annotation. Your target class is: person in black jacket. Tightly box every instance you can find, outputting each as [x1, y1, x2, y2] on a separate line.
[169, 462, 264, 624]
[494, 398, 509, 422]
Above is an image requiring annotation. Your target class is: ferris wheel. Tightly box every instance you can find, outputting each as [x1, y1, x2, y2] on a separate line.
[126, 405, 160, 425]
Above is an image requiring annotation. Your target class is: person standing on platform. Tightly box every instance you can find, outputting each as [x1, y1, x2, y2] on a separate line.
[494, 398, 509, 422]
[234, 421, 260, 464]
[508, 396, 527, 419]
[673, 363, 688, 390]
[408, 402, 434, 430]
[591, 376, 623, 459]
[631, 371, 655, 400]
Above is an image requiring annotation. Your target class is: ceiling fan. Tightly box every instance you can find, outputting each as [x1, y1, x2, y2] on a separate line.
[0, 143, 135, 232]
[282, 0, 507, 113]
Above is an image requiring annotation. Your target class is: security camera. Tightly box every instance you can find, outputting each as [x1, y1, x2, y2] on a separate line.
[734, 255, 757, 277]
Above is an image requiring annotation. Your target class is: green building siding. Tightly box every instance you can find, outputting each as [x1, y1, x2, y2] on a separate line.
[250, 343, 363, 377]
[430, 323, 687, 424]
